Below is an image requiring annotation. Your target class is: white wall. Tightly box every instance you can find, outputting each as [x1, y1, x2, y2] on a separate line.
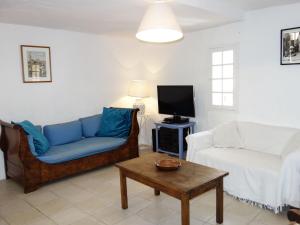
[238, 4, 300, 128]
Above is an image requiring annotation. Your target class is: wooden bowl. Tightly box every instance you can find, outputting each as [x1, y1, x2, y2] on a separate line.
[155, 158, 182, 171]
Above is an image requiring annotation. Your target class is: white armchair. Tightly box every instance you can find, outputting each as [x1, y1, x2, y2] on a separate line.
[186, 121, 300, 213]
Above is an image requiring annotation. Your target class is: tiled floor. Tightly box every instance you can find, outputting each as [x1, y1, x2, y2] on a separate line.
[0, 149, 288, 225]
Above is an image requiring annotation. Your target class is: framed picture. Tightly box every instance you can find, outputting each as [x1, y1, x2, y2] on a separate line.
[21, 45, 52, 83]
[281, 27, 300, 65]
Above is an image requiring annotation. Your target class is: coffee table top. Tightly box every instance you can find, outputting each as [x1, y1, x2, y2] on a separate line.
[116, 153, 228, 196]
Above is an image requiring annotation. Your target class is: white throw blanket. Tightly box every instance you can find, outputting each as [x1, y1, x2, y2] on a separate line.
[186, 128, 300, 213]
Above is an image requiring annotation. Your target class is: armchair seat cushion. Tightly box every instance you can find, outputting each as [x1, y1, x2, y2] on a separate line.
[193, 147, 282, 208]
[37, 137, 126, 164]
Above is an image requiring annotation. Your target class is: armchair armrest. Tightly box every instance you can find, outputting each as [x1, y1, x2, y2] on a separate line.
[186, 131, 213, 161]
[280, 150, 300, 208]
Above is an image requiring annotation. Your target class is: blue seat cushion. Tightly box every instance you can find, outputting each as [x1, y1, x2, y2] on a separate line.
[15, 120, 50, 155]
[79, 114, 102, 137]
[44, 120, 82, 146]
[37, 137, 127, 164]
[96, 107, 132, 138]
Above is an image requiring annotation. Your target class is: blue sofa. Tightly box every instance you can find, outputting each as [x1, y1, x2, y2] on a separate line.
[0, 109, 139, 193]
[35, 115, 126, 164]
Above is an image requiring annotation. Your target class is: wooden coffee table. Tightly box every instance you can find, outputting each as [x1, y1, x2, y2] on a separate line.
[115, 153, 229, 225]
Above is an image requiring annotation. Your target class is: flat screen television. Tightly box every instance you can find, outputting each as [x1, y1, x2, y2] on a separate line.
[157, 85, 195, 123]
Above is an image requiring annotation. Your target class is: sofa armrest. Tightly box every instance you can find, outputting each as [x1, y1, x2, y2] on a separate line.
[126, 109, 139, 158]
[0, 120, 42, 191]
[186, 131, 213, 161]
[0, 121, 41, 163]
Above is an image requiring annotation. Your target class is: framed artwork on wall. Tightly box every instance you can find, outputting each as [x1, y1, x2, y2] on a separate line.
[281, 27, 300, 65]
[21, 45, 52, 83]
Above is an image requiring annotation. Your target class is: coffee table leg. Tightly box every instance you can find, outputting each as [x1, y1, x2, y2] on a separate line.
[216, 179, 224, 224]
[181, 194, 190, 225]
[119, 171, 128, 209]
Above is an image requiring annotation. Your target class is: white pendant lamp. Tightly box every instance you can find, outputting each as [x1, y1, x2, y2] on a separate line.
[136, 1, 183, 43]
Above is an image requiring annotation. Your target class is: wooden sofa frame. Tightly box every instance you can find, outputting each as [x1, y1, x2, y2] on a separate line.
[0, 109, 139, 193]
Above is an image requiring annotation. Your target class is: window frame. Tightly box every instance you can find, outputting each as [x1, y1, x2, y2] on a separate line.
[209, 45, 239, 111]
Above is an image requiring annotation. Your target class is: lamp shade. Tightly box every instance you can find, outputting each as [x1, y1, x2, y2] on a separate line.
[136, 2, 183, 43]
[128, 80, 149, 98]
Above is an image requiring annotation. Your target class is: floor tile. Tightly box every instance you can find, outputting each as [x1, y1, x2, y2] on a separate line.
[36, 198, 72, 217]
[49, 182, 95, 204]
[69, 216, 105, 225]
[92, 204, 132, 225]
[0, 218, 8, 225]
[0, 198, 34, 216]
[249, 209, 288, 225]
[68, 175, 111, 193]
[190, 200, 217, 222]
[137, 201, 177, 224]
[22, 189, 59, 207]
[93, 196, 152, 225]
[74, 194, 113, 214]
[115, 215, 154, 225]
[0, 193, 22, 208]
[160, 214, 206, 225]
[191, 190, 234, 208]
[0, 205, 49, 225]
[208, 199, 260, 225]
[50, 207, 88, 225]
[22, 217, 57, 225]
[160, 195, 181, 212]
[0, 180, 23, 195]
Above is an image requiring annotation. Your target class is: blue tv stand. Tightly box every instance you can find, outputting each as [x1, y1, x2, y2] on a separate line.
[154, 121, 195, 159]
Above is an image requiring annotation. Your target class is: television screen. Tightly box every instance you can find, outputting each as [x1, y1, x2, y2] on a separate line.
[157, 85, 195, 117]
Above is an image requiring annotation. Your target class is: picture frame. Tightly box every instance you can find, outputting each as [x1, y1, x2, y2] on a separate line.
[281, 27, 300, 65]
[21, 45, 52, 83]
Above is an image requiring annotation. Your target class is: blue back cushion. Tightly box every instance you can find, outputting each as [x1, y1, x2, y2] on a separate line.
[44, 120, 82, 146]
[16, 120, 50, 155]
[79, 114, 102, 137]
[96, 107, 132, 138]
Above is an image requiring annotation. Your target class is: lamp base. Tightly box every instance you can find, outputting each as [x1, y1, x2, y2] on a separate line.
[133, 99, 145, 115]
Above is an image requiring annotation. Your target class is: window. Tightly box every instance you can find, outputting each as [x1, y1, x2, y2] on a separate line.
[211, 47, 237, 109]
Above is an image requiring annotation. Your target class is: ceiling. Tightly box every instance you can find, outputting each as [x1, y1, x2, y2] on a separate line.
[223, 0, 300, 10]
[0, 0, 299, 35]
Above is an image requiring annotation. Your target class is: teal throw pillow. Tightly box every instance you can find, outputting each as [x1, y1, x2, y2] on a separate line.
[96, 107, 132, 138]
[27, 135, 38, 157]
[16, 120, 50, 155]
